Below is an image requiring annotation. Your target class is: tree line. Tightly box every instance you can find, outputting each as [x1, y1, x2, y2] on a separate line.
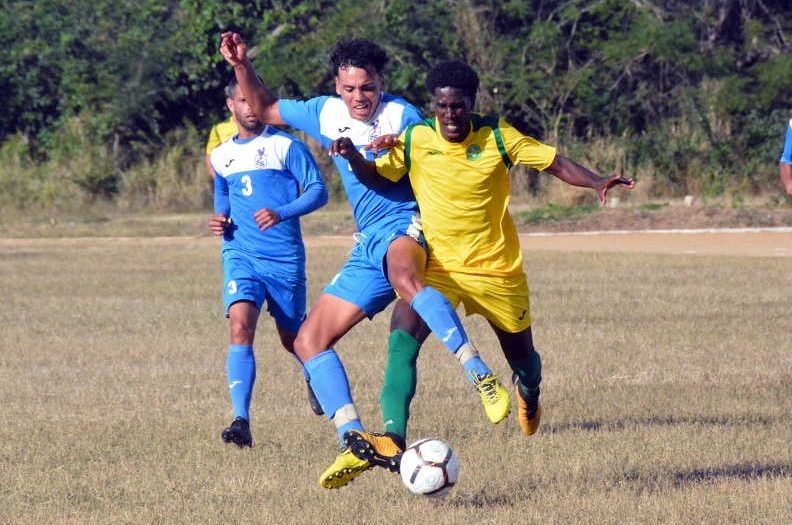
[1, 0, 790, 211]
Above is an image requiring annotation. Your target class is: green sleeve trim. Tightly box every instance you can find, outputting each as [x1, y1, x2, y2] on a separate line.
[492, 125, 513, 170]
[404, 119, 432, 174]
[472, 114, 512, 169]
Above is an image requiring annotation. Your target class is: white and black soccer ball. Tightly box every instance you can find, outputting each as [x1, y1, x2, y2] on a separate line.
[399, 438, 459, 497]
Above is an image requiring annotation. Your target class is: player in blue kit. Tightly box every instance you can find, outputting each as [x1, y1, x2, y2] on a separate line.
[779, 119, 792, 196]
[209, 78, 328, 448]
[220, 33, 510, 488]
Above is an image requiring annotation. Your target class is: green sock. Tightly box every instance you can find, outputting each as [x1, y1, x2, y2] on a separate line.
[507, 349, 542, 397]
[380, 330, 420, 442]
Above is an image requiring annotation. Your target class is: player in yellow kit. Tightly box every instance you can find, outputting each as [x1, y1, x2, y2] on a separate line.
[331, 59, 634, 464]
[205, 116, 238, 179]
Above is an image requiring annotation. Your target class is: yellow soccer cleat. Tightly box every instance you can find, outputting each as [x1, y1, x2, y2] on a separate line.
[344, 430, 404, 472]
[471, 373, 511, 424]
[513, 374, 542, 436]
[318, 448, 372, 489]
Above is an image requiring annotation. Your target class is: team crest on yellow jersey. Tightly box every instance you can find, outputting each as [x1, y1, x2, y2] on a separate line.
[466, 144, 482, 160]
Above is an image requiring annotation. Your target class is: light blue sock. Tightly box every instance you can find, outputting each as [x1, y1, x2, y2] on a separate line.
[227, 344, 256, 421]
[304, 349, 364, 446]
[462, 356, 492, 382]
[411, 287, 492, 383]
[410, 287, 468, 352]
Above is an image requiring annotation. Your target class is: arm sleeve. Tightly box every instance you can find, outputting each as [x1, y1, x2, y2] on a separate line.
[400, 102, 424, 128]
[781, 120, 792, 164]
[373, 130, 409, 182]
[278, 97, 327, 145]
[273, 141, 329, 221]
[499, 118, 557, 171]
[213, 171, 230, 216]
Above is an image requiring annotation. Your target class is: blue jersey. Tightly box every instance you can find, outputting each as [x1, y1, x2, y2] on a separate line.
[211, 126, 328, 275]
[278, 94, 423, 232]
[781, 119, 792, 164]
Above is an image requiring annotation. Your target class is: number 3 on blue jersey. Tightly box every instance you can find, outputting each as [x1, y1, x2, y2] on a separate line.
[241, 175, 253, 196]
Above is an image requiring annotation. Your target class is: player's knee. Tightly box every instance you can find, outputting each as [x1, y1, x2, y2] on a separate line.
[389, 271, 423, 303]
[229, 319, 255, 345]
[390, 301, 429, 341]
[293, 328, 325, 361]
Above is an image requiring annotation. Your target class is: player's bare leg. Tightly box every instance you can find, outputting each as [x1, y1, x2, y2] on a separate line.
[387, 237, 510, 425]
[221, 301, 259, 447]
[294, 294, 374, 488]
[276, 326, 323, 416]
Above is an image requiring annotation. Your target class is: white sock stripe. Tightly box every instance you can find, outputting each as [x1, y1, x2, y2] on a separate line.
[455, 342, 479, 365]
[333, 403, 360, 427]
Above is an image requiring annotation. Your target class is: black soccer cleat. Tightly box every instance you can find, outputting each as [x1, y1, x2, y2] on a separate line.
[221, 417, 253, 448]
[306, 379, 324, 416]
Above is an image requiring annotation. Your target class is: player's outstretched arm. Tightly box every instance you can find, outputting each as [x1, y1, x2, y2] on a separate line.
[219, 32, 286, 126]
[329, 137, 383, 187]
[544, 154, 635, 205]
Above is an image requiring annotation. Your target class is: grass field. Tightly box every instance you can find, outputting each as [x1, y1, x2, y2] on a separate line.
[1, 234, 791, 524]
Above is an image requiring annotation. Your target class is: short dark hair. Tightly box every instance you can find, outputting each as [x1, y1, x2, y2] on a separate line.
[426, 60, 479, 100]
[225, 75, 264, 99]
[330, 38, 389, 77]
[224, 78, 238, 99]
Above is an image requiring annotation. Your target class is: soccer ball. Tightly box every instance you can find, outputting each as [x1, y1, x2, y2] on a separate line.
[399, 438, 459, 497]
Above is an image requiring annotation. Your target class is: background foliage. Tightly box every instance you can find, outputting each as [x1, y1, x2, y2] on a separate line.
[1, 0, 790, 211]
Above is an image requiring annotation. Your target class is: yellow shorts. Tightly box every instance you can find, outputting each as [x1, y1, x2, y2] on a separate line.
[424, 270, 531, 333]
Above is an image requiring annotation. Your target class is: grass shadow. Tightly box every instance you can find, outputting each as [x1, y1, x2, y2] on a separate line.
[544, 414, 780, 434]
[672, 463, 791, 487]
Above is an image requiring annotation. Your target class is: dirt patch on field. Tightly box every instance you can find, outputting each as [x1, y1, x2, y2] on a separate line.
[298, 203, 792, 236]
[513, 204, 792, 233]
[517, 230, 792, 257]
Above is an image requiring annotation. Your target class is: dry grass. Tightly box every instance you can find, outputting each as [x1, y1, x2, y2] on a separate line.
[1, 236, 790, 524]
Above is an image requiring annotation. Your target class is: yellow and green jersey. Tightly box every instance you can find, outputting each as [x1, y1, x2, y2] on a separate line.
[375, 114, 556, 276]
[205, 117, 238, 154]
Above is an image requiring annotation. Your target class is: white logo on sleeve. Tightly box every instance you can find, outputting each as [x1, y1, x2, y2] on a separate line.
[229, 380, 242, 390]
[227, 280, 238, 294]
[441, 328, 458, 343]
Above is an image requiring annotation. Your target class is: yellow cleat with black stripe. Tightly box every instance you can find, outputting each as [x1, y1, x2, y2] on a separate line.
[318, 448, 372, 489]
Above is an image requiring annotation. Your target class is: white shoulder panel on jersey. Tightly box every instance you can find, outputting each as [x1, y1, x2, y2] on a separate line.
[318, 96, 408, 145]
[211, 126, 294, 179]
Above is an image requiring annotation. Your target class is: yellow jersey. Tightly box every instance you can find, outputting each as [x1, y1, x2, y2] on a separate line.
[205, 117, 238, 154]
[375, 115, 556, 276]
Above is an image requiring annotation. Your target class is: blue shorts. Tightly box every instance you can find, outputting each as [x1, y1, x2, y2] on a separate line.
[324, 213, 425, 318]
[222, 250, 306, 333]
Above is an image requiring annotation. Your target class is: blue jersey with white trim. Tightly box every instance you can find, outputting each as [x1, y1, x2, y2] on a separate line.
[211, 126, 327, 274]
[278, 94, 422, 232]
[781, 119, 792, 164]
